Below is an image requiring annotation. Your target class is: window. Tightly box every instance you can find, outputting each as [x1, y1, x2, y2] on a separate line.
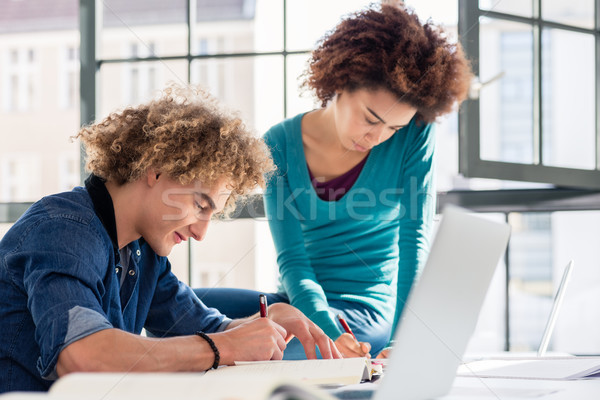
[124, 42, 158, 105]
[458, 0, 600, 188]
[58, 153, 81, 193]
[0, 155, 41, 202]
[0, 0, 80, 209]
[59, 46, 80, 109]
[2, 48, 38, 112]
[192, 37, 229, 99]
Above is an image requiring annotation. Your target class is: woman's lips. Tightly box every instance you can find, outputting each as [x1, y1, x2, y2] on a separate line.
[353, 141, 368, 152]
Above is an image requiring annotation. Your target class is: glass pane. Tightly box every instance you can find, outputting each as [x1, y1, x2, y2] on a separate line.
[435, 113, 460, 192]
[507, 210, 600, 354]
[405, 0, 458, 26]
[193, 0, 283, 54]
[466, 213, 508, 354]
[254, 56, 284, 135]
[101, 0, 187, 59]
[0, 223, 13, 241]
[479, 0, 533, 18]
[479, 19, 533, 164]
[190, 219, 279, 292]
[508, 213, 553, 351]
[0, 1, 80, 202]
[286, 53, 318, 119]
[286, 0, 372, 51]
[552, 211, 600, 354]
[542, 29, 595, 170]
[99, 60, 188, 117]
[191, 55, 284, 136]
[542, 0, 595, 29]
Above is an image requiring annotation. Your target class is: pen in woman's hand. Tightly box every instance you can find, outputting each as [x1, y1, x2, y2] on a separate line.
[337, 314, 356, 340]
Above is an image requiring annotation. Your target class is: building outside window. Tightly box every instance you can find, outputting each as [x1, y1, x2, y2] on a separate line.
[59, 46, 79, 109]
[2, 48, 38, 112]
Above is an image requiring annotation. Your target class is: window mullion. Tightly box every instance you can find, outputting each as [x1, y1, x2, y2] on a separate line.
[596, 0, 600, 170]
[187, 0, 195, 84]
[533, 0, 542, 166]
[79, 0, 99, 184]
[283, 0, 288, 118]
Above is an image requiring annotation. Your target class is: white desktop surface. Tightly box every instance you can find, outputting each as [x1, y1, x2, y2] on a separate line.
[331, 376, 600, 400]
[1, 369, 600, 400]
[447, 376, 600, 399]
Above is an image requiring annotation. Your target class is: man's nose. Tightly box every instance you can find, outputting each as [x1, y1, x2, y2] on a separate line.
[189, 219, 210, 242]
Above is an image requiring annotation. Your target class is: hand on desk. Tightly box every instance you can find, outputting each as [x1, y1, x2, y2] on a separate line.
[266, 303, 342, 360]
[335, 333, 371, 358]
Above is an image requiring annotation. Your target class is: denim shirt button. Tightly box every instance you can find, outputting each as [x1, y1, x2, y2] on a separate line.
[115, 267, 120, 274]
[136, 250, 141, 257]
[128, 269, 136, 276]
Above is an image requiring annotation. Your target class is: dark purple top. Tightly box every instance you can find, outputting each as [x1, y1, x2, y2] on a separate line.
[308, 155, 369, 201]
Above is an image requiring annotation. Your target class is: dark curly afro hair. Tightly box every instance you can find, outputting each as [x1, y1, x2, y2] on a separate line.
[303, 1, 473, 122]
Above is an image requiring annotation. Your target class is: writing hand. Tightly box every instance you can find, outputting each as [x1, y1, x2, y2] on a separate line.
[212, 318, 287, 364]
[334, 333, 371, 358]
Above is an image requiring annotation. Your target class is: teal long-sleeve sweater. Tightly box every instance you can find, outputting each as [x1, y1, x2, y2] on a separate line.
[263, 112, 436, 341]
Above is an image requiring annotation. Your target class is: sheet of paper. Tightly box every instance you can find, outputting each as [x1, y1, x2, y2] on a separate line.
[48, 372, 335, 400]
[216, 358, 369, 385]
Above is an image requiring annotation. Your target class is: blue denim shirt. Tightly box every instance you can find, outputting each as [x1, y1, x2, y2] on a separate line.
[0, 175, 230, 392]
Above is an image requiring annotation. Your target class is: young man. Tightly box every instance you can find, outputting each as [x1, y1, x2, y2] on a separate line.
[0, 85, 340, 393]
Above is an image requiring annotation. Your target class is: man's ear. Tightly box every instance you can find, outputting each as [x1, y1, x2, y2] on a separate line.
[146, 169, 161, 187]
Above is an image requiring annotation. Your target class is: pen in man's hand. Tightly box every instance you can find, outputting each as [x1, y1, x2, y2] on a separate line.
[259, 294, 268, 318]
[337, 314, 356, 340]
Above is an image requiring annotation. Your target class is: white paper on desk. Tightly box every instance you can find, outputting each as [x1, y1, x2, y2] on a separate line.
[223, 358, 370, 385]
[457, 357, 600, 380]
[48, 372, 336, 400]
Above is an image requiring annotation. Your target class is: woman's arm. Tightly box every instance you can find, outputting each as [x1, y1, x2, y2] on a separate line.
[263, 130, 343, 341]
[393, 123, 437, 342]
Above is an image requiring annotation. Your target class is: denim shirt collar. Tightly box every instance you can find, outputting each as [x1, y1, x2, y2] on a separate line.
[84, 174, 119, 249]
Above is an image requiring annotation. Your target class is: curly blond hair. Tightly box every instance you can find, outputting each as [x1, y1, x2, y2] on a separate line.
[75, 84, 274, 213]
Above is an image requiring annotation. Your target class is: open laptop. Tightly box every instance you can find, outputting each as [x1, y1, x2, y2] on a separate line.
[366, 205, 511, 400]
[537, 260, 574, 357]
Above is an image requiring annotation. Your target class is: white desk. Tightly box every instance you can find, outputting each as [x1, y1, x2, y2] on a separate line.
[330, 376, 600, 400]
[2, 373, 600, 400]
[448, 376, 600, 399]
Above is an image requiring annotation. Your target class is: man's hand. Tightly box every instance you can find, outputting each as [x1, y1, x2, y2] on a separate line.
[211, 318, 288, 365]
[266, 303, 343, 360]
[334, 333, 371, 358]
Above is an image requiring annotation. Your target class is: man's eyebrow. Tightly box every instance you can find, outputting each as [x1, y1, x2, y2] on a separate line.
[366, 107, 406, 129]
[195, 192, 217, 211]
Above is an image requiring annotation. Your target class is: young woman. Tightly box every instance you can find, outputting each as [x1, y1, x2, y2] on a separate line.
[194, 2, 472, 359]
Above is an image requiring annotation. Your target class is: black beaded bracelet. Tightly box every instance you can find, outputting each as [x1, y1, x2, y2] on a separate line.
[195, 331, 220, 370]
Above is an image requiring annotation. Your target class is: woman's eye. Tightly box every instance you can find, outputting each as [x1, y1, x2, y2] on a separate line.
[366, 118, 378, 125]
[195, 201, 205, 212]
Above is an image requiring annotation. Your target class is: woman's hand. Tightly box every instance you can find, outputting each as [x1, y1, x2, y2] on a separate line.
[267, 303, 343, 359]
[334, 333, 371, 358]
[375, 347, 391, 359]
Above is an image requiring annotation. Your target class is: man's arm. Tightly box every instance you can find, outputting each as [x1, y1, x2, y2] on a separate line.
[56, 318, 288, 376]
